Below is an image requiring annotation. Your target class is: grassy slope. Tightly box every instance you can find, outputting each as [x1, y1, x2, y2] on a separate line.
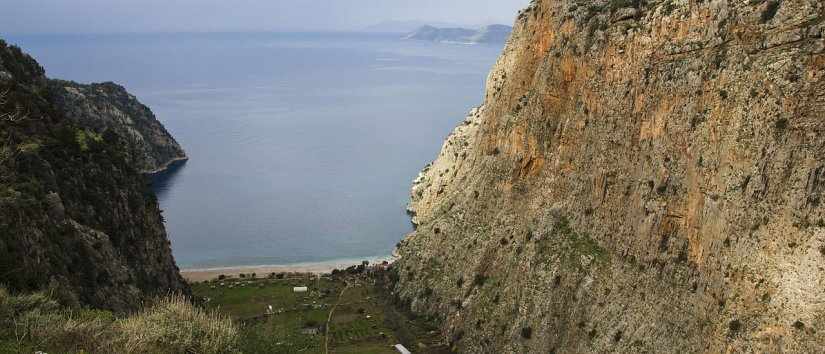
[0, 288, 237, 354]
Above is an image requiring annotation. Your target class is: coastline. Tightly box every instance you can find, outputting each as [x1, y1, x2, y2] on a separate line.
[180, 255, 397, 282]
[142, 155, 189, 175]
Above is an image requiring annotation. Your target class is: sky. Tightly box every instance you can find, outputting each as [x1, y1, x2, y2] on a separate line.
[2, 0, 531, 34]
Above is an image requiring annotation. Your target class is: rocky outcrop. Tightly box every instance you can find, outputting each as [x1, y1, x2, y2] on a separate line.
[50, 80, 186, 173]
[404, 25, 513, 44]
[394, 0, 825, 352]
[0, 40, 188, 312]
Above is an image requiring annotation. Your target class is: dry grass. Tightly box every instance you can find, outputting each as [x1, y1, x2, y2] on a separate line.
[115, 294, 239, 354]
[0, 288, 239, 354]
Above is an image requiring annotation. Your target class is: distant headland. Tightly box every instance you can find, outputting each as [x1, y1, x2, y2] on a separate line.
[403, 24, 512, 44]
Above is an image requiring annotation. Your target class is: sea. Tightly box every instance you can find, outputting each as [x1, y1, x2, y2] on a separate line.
[6, 32, 502, 269]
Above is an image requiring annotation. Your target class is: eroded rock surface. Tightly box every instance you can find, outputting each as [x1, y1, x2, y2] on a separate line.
[50, 80, 186, 173]
[394, 0, 825, 352]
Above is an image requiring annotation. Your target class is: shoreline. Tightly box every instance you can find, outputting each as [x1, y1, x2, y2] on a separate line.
[180, 255, 397, 282]
[142, 155, 189, 175]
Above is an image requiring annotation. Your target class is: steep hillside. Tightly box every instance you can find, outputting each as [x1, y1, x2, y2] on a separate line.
[0, 40, 188, 312]
[50, 80, 187, 173]
[394, 0, 824, 352]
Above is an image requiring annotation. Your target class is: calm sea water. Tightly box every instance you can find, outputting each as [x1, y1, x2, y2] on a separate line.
[7, 32, 501, 268]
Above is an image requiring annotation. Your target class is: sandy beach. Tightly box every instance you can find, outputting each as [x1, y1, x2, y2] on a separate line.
[180, 255, 397, 282]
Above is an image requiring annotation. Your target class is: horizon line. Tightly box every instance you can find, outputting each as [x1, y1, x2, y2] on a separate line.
[3, 23, 513, 38]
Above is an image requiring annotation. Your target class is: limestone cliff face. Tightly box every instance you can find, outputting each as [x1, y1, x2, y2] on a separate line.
[50, 80, 187, 173]
[395, 0, 825, 352]
[0, 40, 189, 312]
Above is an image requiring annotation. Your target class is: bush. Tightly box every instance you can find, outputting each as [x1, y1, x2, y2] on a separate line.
[761, 1, 780, 23]
[728, 319, 742, 337]
[521, 326, 533, 339]
[473, 274, 488, 286]
[719, 90, 729, 100]
[775, 118, 788, 131]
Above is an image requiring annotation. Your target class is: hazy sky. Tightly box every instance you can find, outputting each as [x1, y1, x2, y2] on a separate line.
[3, 0, 531, 34]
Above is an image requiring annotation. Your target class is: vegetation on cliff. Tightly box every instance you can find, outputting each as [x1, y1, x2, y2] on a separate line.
[0, 39, 188, 312]
[49, 80, 187, 173]
[395, 0, 825, 352]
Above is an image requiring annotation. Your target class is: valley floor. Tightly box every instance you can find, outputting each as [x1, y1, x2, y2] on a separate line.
[191, 268, 448, 353]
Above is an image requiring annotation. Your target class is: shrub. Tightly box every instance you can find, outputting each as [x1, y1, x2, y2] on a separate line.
[728, 319, 742, 337]
[719, 90, 729, 100]
[775, 118, 788, 131]
[521, 326, 532, 339]
[761, 1, 780, 23]
[473, 274, 488, 287]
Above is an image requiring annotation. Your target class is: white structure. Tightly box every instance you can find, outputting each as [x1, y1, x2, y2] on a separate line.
[293, 286, 308, 293]
[394, 344, 412, 354]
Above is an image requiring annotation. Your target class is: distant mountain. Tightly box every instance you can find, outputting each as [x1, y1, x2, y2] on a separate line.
[364, 20, 460, 34]
[469, 24, 513, 44]
[403, 24, 512, 44]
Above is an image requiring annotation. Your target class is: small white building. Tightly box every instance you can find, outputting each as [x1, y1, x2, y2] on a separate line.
[394, 344, 412, 354]
[293, 286, 308, 293]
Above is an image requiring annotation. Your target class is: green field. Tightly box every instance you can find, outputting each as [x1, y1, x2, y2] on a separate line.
[191, 271, 447, 353]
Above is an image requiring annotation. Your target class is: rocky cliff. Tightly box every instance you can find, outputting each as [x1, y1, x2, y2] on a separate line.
[50, 80, 186, 173]
[394, 0, 825, 352]
[0, 40, 188, 312]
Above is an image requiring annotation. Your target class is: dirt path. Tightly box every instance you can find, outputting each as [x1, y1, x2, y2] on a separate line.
[325, 281, 351, 354]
